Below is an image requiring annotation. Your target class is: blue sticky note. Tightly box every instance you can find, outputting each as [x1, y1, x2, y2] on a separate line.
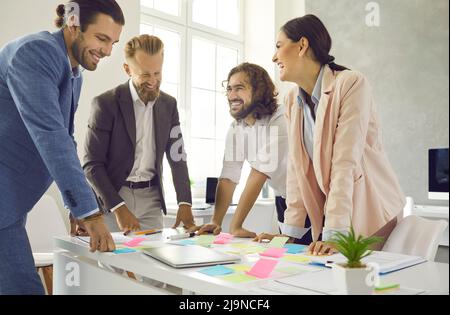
[199, 265, 235, 277]
[113, 248, 137, 254]
[178, 239, 196, 246]
[284, 244, 307, 254]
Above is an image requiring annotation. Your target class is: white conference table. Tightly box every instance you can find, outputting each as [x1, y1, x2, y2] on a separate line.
[53, 229, 449, 295]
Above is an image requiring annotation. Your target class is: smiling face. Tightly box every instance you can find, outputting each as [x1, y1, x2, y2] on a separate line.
[70, 13, 122, 71]
[272, 31, 306, 82]
[124, 49, 163, 104]
[226, 72, 253, 119]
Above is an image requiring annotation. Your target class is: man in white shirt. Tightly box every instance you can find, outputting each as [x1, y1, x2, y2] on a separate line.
[83, 35, 196, 234]
[197, 63, 288, 238]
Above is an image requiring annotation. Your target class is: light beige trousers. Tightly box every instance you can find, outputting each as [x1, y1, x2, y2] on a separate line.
[103, 186, 164, 232]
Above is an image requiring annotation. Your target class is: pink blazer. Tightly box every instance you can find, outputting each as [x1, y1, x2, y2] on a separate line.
[284, 65, 405, 241]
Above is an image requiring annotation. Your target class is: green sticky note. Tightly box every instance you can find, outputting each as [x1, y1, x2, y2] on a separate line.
[268, 237, 289, 248]
[230, 243, 265, 254]
[196, 235, 215, 245]
[282, 255, 311, 264]
[228, 264, 252, 272]
[221, 273, 257, 283]
[374, 284, 400, 292]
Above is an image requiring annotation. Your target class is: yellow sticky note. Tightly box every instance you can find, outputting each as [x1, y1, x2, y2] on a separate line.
[128, 246, 153, 251]
[245, 247, 266, 254]
[197, 235, 215, 245]
[231, 243, 254, 249]
[302, 252, 334, 257]
[229, 243, 265, 255]
[282, 255, 311, 264]
[221, 273, 257, 283]
[228, 264, 252, 272]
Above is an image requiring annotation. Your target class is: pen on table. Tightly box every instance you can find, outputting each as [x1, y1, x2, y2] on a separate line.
[309, 260, 334, 268]
[168, 232, 196, 240]
[124, 229, 161, 236]
[145, 230, 162, 236]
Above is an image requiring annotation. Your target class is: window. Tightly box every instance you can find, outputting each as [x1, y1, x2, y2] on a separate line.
[191, 0, 240, 36]
[141, 0, 245, 201]
[141, 0, 182, 17]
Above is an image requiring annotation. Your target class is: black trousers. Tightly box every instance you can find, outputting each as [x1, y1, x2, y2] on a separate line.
[275, 196, 322, 245]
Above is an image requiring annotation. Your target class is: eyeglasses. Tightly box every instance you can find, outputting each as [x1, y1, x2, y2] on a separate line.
[222, 80, 250, 96]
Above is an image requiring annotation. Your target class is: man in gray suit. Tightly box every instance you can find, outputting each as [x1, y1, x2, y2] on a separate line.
[83, 35, 196, 234]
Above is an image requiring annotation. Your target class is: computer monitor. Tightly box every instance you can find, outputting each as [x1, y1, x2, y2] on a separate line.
[428, 148, 449, 201]
[205, 177, 218, 204]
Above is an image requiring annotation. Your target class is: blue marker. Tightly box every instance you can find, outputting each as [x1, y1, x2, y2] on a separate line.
[309, 261, 334, 268]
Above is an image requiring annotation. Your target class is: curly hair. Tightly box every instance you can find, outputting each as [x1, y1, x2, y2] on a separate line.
[227, 63, 278, 120]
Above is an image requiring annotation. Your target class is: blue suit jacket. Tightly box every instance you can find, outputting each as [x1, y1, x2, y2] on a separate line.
[0, 30, 98, 229]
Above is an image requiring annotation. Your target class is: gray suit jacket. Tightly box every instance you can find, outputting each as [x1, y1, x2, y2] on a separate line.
[82, 81, 192, 215]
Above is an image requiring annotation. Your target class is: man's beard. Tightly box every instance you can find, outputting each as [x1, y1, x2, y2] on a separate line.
[230, 100, 258, 120]
[136, 82, 161, 104]
[71, 33, 97, 71]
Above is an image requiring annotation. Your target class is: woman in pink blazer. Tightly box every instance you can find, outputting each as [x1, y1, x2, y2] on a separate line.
[254, 15, 405, 254]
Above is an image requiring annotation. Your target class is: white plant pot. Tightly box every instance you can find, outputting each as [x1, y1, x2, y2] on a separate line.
[332, 263, 376, 295]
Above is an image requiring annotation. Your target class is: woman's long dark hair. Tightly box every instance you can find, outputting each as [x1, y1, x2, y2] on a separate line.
[281, 15, 348, 71]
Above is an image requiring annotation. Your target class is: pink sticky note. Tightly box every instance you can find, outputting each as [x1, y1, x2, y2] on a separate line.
[123, 238, 146, 247]
[214, 238, 231, 245]
[218, 233, 233, 240]
[246, 259, 278, 279]
[260, 248, 288, 258]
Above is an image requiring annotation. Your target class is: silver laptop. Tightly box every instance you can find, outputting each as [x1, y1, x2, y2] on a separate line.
[142, 245, 240, 268]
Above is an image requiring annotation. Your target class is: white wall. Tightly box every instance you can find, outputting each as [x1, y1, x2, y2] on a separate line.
[244, 0, 276, 76]
[274, 0, 305, 101]
[0, 0, 140, 227]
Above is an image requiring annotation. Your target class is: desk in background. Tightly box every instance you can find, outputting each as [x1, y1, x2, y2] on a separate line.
[164, 199, 278, 234]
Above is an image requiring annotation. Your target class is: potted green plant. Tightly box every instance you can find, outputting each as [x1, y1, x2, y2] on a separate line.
[327, 227, 383, 295]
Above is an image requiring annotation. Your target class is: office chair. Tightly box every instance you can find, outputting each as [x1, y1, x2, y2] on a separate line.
[382, 215, 448, 261]
[25, 194, 68, 294]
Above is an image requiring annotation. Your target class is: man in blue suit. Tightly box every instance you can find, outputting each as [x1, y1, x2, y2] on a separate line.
[0, 0, 124, 294]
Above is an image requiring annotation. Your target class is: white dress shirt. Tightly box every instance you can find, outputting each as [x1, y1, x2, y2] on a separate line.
[127, 79, 157, 183]
[110, 80, 157, 212]
[220, 107, 288, 197]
